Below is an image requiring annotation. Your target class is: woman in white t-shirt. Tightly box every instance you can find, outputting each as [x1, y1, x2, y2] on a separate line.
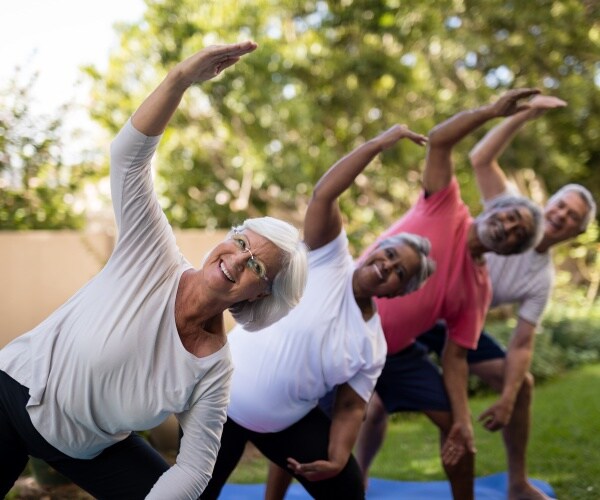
[201, 125, 436, 500]
[0, 42, 309, 500]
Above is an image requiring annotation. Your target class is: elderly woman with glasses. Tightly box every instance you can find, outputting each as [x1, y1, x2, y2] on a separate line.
[201, 124, 436, 500]
[0, 41, 308, 500]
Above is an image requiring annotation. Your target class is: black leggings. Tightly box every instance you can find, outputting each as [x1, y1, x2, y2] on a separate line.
[0, 370, 169, 499]
[201, 408, 364, 500]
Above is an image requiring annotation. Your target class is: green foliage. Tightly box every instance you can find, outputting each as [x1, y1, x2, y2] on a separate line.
[479, 294, 600, 392]
[0, 71, 93, 229]
[87, 0, 600, 244]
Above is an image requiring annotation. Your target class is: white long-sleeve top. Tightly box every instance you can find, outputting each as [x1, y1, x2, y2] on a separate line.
[227, 231, 387, 432]
[0, 119, 233, 498]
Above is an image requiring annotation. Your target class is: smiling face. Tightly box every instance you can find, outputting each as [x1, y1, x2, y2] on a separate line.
[543, 190, 589, 244]
[203, 229, 283, 303]
[354, 242, 422, 299]
[476, 204, 536, 255]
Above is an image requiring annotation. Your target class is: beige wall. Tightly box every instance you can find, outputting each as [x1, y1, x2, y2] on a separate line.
[0, 229, 230, 347]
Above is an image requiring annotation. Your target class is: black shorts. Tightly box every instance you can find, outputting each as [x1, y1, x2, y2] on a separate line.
[375, 341, 451, 413]
[417, 321, 506, 364]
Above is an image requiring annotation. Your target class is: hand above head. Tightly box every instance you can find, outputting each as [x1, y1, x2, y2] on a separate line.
[174, 41, 258, 87]
[526, 94, 567, 118]
[286, 456, 343, 482]
[375, 124, 428, 151]
[489, 88, 541, 118]
[132, 40, 258, 136]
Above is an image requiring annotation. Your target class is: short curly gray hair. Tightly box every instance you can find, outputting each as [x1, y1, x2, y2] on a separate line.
[376, 232, 436, 295]
[227, 217, 308, 331]
[480, 194, 544, 254]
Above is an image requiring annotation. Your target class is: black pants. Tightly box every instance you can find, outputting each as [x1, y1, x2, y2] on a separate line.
[0, 370, 169, 499]
[201, 407, 364, 500]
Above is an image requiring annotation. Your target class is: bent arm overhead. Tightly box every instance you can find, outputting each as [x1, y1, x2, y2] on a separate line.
[423, 88, 541, 196]
[469, 95, 567, 201]
[304, 125, 426, 251]
[132, 42, 258, 136]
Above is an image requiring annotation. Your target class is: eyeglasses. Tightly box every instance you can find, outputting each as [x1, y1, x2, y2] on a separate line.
[231, 230, 271, 289]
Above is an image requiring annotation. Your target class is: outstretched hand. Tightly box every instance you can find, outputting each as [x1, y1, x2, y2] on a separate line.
[175, 41, 258, 87]
[286, 456, 343, 482]
[526, 94, 567, 118]
[490, 88, 541, 118]
[375, 124, 428, 151]
[441, 421, 476, 466]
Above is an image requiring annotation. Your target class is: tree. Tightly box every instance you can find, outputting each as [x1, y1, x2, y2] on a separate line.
[86, 0, 600, 251]
[0, 70, 94, 229]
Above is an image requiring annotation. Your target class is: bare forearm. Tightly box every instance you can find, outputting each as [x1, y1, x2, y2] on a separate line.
[132, 68, 191, 136]
[500, 344, 533, 407]
[327, 407, 365, 466]
[442, 347, 471, 424]
[469, 110, 535, 168]
[312, 139, 382, 203]
[428, 105, 497, 148]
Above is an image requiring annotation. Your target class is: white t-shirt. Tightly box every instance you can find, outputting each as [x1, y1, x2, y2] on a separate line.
[0, 120, 233, 499]
[227, 231, 387, 433]
[484, 189, 553, 325]
[486, 249, 553, 325]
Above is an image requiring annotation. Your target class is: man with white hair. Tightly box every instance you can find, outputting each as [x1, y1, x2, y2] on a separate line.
[419, 94, 596, 499]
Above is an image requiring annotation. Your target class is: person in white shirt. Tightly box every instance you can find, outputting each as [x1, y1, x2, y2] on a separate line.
[0, 41, 309, 500]
[418, 94, 596, 500]
[200, 125, 435, 500]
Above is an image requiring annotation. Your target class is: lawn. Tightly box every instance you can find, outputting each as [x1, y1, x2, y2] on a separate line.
[229, 363, 600, 499]
[10, 364, 600, 499]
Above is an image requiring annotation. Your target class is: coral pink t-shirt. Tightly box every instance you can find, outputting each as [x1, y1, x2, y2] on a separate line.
[368, 178, 491, 354]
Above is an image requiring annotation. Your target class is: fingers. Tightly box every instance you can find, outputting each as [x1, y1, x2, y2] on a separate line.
[510, 88, 541, 100]
[441, 440, 465, 466]
[208, 40, 258, 57]
[406, 131, 428, 146]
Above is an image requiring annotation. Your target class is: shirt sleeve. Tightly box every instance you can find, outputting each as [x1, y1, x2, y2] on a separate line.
[145, 358, 233, 499]
[346, 317, 387, 403]
[346, 355, 385, 404]
[109, 118, 164, 239]
[517, 270, 554, 325]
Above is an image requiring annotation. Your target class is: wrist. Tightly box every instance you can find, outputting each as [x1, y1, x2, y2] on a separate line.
[167, 66, 195, 92]
[365, 137, 386, 154]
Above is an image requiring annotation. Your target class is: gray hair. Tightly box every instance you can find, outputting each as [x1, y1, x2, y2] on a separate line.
[547, 184, 596, 231]
[483, 194, 544, 253]
[377, 232, 436, 295]
[228, 216, 308, 331]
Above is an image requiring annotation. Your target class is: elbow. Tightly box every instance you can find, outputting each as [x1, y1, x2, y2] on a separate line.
[468, 149, 486, 170]
[427, 124, 446, 147]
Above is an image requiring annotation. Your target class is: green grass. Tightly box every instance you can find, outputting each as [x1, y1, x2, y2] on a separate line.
[229, 364, 600, 499]
[11, 364, 600, 499]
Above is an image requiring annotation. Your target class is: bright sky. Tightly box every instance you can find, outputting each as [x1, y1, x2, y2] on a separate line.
[0, 0, 146, 151]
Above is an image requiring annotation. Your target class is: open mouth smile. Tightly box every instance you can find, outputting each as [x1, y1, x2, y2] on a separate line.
[373, 263, 384, 280]
[220, 261, 235, 283]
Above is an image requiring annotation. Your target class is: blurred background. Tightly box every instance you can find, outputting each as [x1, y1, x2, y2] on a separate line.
[1, 1, 599, 498]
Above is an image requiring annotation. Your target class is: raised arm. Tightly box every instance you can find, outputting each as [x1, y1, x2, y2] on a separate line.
[132, 41, 258, 136]
[469, 95, 567, 201]
[304, 125, 427, 250]
[423, 88, 541, 196]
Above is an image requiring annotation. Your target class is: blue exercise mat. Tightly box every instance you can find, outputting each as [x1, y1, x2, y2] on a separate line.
[219, 472, 556, 499]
